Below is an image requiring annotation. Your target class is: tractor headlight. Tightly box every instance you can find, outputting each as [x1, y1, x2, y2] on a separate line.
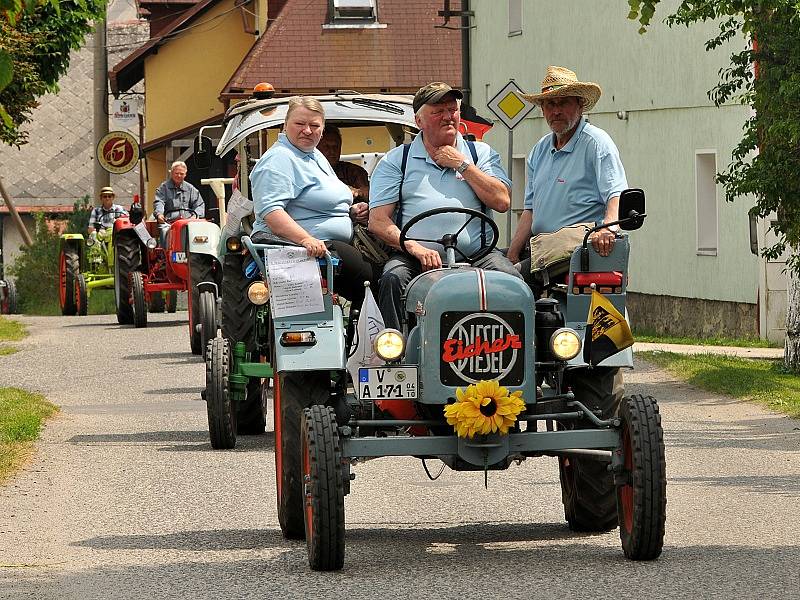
[146, 237, 158, 249]
[247, 281, 270, 305]
[226, 237, 242, 252]
[550, 328, 581, 361]
[374, 328, 405, 361]
[86, 236, 95, 247]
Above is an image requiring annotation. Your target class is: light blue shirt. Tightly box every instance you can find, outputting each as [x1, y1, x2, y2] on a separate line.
[250, 133, 353, 241]
[370, 133, 511, 255]
[524, 118, 627, 235]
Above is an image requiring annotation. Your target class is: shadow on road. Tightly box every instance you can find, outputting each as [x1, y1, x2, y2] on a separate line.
[158, 431, 274, 452]
[143, 387, 204, 395]
[120, 351, 201, 362]
[67, 430, 274, 451]
[669, 473, 800, 496]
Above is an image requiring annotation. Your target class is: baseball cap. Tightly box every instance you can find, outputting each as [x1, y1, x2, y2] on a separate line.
[412, 82, 464, 113]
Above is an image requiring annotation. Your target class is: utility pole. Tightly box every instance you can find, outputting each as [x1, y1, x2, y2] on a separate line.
[93, 15, 110, 197]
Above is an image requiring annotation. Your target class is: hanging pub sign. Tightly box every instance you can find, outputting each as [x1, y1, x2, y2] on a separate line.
[97, 131, 140, 174]
[111, 98, 139, 129]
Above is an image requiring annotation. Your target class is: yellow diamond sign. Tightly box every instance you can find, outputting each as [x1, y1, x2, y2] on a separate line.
[487, 80, 536, 130]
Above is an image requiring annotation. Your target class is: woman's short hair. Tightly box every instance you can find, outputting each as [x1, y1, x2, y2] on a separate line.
[286, 96, 325, 121]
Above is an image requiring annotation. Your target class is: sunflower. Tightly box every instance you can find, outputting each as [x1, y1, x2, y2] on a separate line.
[443, 379, 526, 438]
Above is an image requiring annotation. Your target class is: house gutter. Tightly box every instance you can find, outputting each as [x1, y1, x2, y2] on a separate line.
[461, 0, 471, 107]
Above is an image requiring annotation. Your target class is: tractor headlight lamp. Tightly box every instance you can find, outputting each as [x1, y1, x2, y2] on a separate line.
[146, 237, 158, 249]
[374, 328, 405, 361]
[85, 236, 95, 247]
[226, 237, 242, 252]
[550, 328, 582, 361]
[247, 281, 270, 305]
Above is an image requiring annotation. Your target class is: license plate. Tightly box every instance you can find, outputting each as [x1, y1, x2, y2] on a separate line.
[172, 251, 187, 263]
[358, 367, 418, 400]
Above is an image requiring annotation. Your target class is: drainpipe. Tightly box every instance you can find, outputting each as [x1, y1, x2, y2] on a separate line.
[461, 0, 471, 107]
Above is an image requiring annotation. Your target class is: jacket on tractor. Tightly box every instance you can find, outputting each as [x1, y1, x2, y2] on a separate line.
[112, 201, 221, 355]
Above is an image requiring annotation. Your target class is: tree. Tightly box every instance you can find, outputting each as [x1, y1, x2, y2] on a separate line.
[0, 0, 106, 146]
[627, 1, 800, 369]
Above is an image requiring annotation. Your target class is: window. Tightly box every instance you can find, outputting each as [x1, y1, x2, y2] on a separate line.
[509, 0, 522, 36]
[695, 150, 718, 255]
[327, 0, 380, 26]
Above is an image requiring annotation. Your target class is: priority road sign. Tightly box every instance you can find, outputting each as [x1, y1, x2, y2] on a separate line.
[486, 81, 536, 130]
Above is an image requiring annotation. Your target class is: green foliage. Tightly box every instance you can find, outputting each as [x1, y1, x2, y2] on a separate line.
[0, 315, 27, 341]
[626, 1, 800, 274]
[0, 0, 105, 146]
[0, 386, 58, 482]
[7, 197, 91, 314]
[633, 328, 779, 348]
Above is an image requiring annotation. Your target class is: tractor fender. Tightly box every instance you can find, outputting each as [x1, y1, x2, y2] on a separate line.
[196, 281, 219, 298]
[185, 220, 221, 261]
[271, 300, 347, 372]
[59, 234, 85, 265]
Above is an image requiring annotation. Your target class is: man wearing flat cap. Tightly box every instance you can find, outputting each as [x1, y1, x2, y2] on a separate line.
[508, 66, 628, 265]
[88, 186, 128, 233]
[369, 82, 520, 330]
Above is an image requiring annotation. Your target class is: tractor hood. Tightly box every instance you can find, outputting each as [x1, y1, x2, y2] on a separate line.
[215, 94, 418, 157]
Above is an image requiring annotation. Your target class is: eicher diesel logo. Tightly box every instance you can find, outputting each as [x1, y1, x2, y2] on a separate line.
[440, 312, 525, 385]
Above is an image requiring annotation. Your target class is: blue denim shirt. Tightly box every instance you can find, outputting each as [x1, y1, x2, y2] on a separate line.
[153, 179, 204, 221]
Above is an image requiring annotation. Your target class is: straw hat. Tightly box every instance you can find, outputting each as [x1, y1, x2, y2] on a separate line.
[99, 186, 115, 196]
[521, 66, 602, 111]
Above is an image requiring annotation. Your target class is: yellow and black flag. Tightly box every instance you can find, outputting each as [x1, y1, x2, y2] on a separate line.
[583, 289, 634, 365]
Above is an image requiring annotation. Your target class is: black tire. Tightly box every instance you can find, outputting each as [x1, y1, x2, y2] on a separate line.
[221, 253, 256, 352]
[166, 290, 178, 313]
[558, 367, 623, 532]
[149, 291, 165, 313]
[617, 394, 667, 560]
[276, 370, 330, 539]
[199, 290, 217, 360]
[237, 377, 267, 435]
[59, 248, 79, 316]
[76, 274, 88, 316]
[302, 405, 345, 571]
[114, 233, 140, 325]
[206, 337, 237, 449]
[189, 255, 215, 355]
[131, 271, 148, 328]
[1, 279, 17, 314]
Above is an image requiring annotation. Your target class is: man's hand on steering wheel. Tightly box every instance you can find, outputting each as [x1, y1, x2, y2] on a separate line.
[406, 241, 442, 271]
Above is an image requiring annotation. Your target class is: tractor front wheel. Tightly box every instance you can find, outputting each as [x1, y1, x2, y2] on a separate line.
[149, 291, 165, 313]
[59, 248, 80, 316]
[199, 290, 217, 360]
[114, 234, 140, 325]
[206, 336, 237, 449]
[76, 274, 88, 316]
[275, 370, 330, 539]
[166, 290, 178, 313]
[188, 255, 215, 355]
[302, 405, 345, 571]
[131, 271, 148, 328]
[617, 394, 666, 560]
[1, 280, 17, 314]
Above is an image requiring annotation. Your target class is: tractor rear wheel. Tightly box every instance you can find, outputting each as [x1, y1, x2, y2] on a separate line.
[1, 280, 17, 314]
[131, 271, 148, 328]
[199, 290, 217, 360]
[188, 255, 215, 355]
[149, 291, 165, 313]
[114, 234, 140, 325]
[275, 370, 330, 539]
[617, 394, 666, 560]
[76, 274, 88, 316]
[59, 248, 80, 316]
[302, 405, 345, 571]
[558, 366, 622, 532]
[166, 290, 177, 313]
[220, 253, 265, 434]
[206, 336, 237, 449]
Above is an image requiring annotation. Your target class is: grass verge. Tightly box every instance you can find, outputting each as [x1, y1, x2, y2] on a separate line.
[633, 329, 780, 348]
[0, 315, 27, 354]
[0, 388, 59, 483]
[639, 351, 800, 418]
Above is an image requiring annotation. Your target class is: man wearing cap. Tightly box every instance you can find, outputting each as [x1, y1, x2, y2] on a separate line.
[508, 66, 627, 419]
[369, 82, 520, 330]
[508, 66, 627, 267]
[88, 187, 128, 233]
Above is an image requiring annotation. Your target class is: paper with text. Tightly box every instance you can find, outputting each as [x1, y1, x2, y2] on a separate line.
[223, 190, 254, 238]
[266, 247, 324, 318]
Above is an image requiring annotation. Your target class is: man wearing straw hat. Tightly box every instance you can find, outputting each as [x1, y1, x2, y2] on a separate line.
[508, 66, 627, 420]
[507, 66, 628, 267]
[87, 186, 128, 234]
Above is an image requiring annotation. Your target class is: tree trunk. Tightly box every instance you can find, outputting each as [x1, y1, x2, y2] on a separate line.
[784, 254, 800, 371]
[0, 175, 33, 247]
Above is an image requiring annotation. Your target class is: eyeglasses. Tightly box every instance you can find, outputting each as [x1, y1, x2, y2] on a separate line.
[101, 194, 114, 198]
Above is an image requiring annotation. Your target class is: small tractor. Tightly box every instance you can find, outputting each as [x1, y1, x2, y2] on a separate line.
[113, 206, 221, 355]
[0, 246, 16, 314]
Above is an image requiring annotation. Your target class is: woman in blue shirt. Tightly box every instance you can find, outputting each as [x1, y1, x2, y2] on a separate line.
[250, 96, 373, 309]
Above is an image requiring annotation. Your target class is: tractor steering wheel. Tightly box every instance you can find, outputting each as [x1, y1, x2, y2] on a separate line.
[398, 207, 499, 264]
[163, 208, 200, 220]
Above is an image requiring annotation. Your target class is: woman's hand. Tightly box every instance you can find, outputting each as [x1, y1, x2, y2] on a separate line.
[299, 236, 327, 257]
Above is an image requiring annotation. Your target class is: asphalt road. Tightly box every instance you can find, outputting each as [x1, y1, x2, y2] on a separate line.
[1, 313, 799, 599]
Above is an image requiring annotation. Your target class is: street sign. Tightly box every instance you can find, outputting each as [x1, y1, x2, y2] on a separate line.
[486, 81, 536, 130]
[97, 131, 140, 174]
[111, 98, 139, 129]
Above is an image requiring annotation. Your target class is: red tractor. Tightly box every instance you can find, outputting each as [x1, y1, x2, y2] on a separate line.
[113, 206, 222, 355]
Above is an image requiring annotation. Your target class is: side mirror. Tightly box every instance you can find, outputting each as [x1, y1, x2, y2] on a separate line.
[618, 188, 646, 231]
[193, 136, 213, 169]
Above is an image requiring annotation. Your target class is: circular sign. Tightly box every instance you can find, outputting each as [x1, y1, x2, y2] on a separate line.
[97, 131, 139, 174]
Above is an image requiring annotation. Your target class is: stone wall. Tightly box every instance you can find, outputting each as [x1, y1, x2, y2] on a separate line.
[628, 292, 759, 338]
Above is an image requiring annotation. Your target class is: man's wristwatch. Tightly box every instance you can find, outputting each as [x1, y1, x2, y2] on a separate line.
[455, 161, 470, 174]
